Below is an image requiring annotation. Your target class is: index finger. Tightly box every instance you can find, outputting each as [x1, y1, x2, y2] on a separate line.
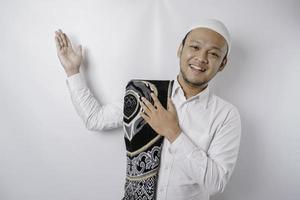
[150, 92, 163, 109]
[58, 29, 68, 47]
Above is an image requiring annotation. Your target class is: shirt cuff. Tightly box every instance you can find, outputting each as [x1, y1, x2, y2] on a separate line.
[168, 131, 200, 160]
[65, 72, 87, 91]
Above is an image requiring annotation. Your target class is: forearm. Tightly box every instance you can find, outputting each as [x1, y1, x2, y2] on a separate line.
[66, 73, 123, 131]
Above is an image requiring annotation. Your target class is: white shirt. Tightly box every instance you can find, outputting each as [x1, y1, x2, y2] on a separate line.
[65, 73, 241, 200]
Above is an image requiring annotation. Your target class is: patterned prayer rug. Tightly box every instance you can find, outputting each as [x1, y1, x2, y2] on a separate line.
[122, 79, 174, 200]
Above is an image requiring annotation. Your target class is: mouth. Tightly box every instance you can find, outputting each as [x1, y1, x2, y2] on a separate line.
[189, 64, 206, 72]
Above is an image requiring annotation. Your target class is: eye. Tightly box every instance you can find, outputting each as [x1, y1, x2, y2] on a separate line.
[190, 45, 199, 50]
[209, 52, 220, 58]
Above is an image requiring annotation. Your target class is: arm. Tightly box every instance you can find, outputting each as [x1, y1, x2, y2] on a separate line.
[168, 107, 241, 195]
[54, 29, 123, 131]
[66, 73, 123, 131]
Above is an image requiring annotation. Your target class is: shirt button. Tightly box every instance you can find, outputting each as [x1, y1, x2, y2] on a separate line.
[164, 165, 169, 170]
[168, 147, 172, 154]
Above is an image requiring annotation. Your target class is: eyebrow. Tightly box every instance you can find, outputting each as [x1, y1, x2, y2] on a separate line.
[190, 40, 222, 51]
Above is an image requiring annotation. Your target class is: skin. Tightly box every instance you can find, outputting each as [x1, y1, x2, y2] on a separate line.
[54, 29, 82, 77]
[54, 27, 228, 143]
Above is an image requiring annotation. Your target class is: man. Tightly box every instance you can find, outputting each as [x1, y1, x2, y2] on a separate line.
[54, 18, 241, 200]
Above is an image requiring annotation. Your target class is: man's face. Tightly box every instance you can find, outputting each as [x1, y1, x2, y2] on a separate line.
[177, 27, 228, 88]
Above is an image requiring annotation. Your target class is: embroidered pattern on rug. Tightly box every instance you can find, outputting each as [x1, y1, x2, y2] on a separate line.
[122, 79, 174, 200]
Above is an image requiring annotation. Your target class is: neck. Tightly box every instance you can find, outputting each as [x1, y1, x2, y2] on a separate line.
[177, 74, 207, 99]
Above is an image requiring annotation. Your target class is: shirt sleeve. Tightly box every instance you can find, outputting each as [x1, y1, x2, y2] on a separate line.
[65, 73, 124, 131]
[168, 106, 241, 196]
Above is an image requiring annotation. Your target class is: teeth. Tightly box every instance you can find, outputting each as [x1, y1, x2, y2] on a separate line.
[190, 64, 205, 72]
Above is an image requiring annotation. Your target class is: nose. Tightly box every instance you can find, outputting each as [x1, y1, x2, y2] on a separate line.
[194, 51, 208, 64]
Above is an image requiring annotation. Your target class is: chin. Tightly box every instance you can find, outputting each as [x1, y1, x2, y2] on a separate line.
[184, 77, 207, 87]
[180, 68, 208, 86]
[190, 81, 207, 87]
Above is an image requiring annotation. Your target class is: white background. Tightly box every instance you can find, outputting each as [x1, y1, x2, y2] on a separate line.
[0, 0, 299, 199]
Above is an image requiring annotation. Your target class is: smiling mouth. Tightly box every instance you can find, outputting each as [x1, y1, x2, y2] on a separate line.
[189, 64, 206, 72]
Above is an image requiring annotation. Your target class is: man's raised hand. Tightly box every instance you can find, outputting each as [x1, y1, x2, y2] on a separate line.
[54, 29, 82, 77]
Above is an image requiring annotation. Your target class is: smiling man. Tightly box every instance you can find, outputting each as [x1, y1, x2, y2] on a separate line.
[55, 18, 241, 200]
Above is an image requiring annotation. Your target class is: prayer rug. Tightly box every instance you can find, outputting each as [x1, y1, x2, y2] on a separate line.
[122, 79, 174, 200]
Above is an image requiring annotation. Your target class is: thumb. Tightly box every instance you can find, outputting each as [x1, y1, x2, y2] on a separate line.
[167, 97, 176, 113]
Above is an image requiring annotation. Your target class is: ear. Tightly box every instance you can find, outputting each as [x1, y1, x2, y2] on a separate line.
[177, 43, 183, 58]
[218, 56, 227, 71]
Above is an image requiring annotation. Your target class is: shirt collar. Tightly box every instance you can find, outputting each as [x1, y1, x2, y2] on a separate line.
[171, 75, 210, 109]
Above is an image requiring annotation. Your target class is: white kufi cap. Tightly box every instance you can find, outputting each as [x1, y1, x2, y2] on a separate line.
[184, 18, 231, 54]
